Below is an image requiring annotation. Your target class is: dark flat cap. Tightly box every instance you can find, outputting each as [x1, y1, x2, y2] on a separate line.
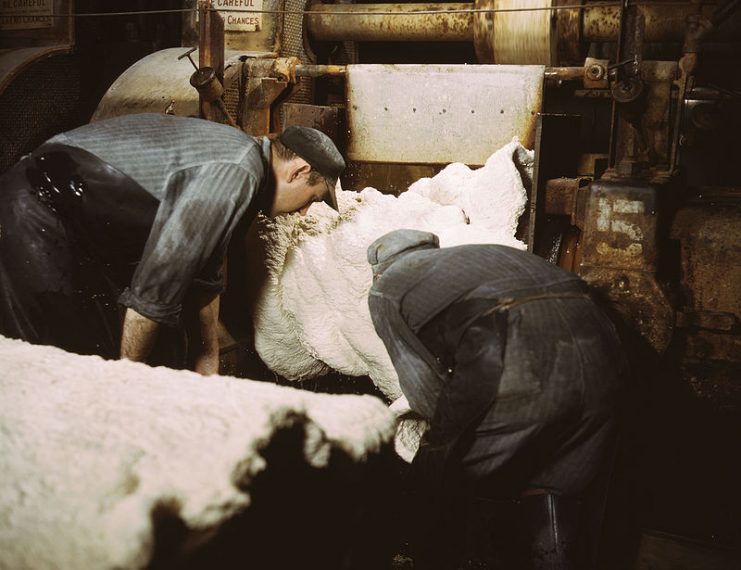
[279, 126, 345, 210]
[367, 229, 440, 275]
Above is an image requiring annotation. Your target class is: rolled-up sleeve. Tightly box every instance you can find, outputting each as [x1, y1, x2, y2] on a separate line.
[119, 162, 256, 325]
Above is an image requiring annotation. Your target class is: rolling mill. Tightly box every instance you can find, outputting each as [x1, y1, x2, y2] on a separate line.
[1, 0, 740, 568]
[88, 0, 741, 384]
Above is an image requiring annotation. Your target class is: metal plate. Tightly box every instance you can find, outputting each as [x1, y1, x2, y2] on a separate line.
[281, 103, 339, 140]
[346, 64, 543, 165]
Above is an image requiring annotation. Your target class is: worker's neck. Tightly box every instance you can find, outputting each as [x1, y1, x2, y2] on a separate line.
[270, 146, 289, 182]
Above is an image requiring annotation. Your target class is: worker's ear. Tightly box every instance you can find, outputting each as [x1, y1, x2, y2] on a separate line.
[287, 160, 311, 183]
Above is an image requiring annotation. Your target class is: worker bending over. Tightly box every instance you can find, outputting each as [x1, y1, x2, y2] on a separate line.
[0, 113, 344, 374]
[367, 229, 625, 569]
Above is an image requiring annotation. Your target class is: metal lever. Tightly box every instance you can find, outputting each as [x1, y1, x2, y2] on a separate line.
[178, 47, 199, 72]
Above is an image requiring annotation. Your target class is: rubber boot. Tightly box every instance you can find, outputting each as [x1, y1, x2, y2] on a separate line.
[464, 494, 588, 570]
[520, 493, 587, 570]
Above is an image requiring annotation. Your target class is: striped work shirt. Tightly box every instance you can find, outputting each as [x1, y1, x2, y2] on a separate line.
[49, 113, 270, 326]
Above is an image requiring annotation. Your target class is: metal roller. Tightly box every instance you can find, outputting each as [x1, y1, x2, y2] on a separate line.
[306, 0, 736, 65]
[304, 2, 474, 42]
[474, 0, 553, 64]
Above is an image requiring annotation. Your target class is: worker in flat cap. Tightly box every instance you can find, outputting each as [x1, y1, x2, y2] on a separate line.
[0, 113, 344, 374]
[367, 229, 625, 570]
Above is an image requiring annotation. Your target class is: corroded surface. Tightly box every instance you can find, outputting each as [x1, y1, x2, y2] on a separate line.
[671, 202, 741, 408]
[577, 178, 674, 352]
[306, 2, 473, 42]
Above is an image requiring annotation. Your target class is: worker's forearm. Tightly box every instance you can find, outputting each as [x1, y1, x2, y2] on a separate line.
[120, 308, 160, 363]
[194, 295, 220, 376]
[194, 343, 219, 375]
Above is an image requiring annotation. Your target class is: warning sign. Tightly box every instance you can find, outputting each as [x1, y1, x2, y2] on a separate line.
[214, 0, 263, 32]
[0, 0, 54, 30]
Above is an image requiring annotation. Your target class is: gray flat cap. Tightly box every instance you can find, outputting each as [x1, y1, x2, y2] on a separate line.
[279, 126, 345, 210]
[367, 229, 440, 275]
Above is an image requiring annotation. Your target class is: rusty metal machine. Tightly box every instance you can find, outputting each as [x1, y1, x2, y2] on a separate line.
[2, 0, 740, 558]
[91, 2, 741, 554]
[93, 0, 740, 408]
[0, 0, 81, 173]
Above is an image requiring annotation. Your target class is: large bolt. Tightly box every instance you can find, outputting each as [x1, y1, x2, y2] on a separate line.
[611, 76, 644, 103]
[586, 63, 605, 81]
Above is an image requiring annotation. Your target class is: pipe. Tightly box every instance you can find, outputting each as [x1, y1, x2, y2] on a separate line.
[294, 63, 586, 80]
[545, 66, 584, 81]
[295, 64, 347, 77]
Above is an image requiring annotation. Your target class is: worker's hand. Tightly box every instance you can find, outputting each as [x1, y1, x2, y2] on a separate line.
[193, 294, 220, 376]
[120, 308, 160, 363]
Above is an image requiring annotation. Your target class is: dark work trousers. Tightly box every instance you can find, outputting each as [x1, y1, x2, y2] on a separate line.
[0, 148, 185, 365]
[407, 297, 623, 569]
[0, 155, 120, 357]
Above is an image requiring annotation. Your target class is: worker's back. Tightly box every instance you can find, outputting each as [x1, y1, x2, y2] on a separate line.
[368, 232, 625, 570]
[48, 113, 265, 200]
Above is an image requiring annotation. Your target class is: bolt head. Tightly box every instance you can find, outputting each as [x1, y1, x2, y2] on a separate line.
[586, 64, 605, 81]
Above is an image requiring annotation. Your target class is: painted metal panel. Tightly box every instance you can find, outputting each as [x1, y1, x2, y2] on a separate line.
[91, 48, 252, 123]
[346, 64, 543, 165]
[91, 48, 201, 122]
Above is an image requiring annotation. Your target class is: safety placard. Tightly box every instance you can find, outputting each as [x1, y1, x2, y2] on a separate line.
[214, 0, 262, 32]
[0, 0, 54, 30]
